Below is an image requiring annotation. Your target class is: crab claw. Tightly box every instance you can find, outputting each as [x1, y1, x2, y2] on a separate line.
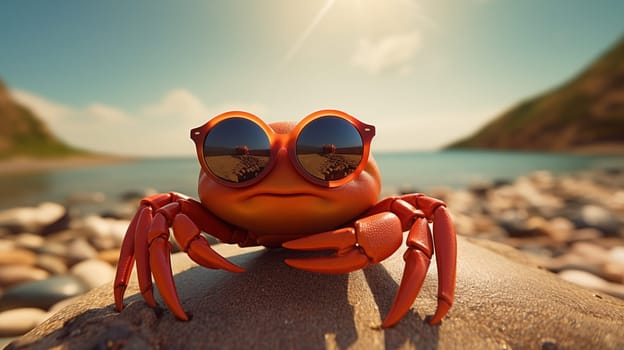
[283, 213, 403, 274]
[283, 228, 370, 273]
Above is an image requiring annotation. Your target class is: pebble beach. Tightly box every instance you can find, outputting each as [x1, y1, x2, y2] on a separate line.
[1, 167, 623, 346]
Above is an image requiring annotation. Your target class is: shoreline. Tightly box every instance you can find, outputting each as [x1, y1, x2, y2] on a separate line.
[0, 155, 138, 175]
[443, 143, 624, 156]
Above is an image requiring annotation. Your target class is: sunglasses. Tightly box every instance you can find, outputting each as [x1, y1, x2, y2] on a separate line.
[191, 110, 376, 188]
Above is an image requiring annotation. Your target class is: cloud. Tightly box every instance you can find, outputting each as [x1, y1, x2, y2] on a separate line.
[11, 90, 73, 124]
[351, 31, 422, 75]
[141, 89, 209, 122]
[85, 103, 133, 124]
[10, 88, 266, 157]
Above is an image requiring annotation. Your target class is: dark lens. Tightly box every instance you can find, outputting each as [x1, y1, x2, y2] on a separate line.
[296, 116, 363, 181]
[203, 118, 271, 183]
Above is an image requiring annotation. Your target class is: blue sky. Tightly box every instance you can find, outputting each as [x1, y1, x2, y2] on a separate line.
[1, 0, 623, 156]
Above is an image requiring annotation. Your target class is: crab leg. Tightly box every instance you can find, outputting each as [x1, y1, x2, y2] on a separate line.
[148, 212, 188, 320]
[113, 207, 143, 311]
[381, 217, 432, 327]
[428, 206, 456, 324]
[172, 214, 244, 273]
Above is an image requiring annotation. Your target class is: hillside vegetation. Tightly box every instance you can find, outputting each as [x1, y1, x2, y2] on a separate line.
[0, 79, 86, 159]
[447, 37, 624, 152]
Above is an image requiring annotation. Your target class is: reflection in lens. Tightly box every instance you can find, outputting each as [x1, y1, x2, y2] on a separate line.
[203, 118, 271, 183]
[296, 116, 363, 181]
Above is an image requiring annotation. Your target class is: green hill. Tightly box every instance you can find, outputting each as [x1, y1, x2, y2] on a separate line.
[0, 79, 86, 159]
[446, 36, 624, 152]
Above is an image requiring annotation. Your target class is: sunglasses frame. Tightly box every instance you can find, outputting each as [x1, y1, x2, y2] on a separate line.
[190, 109, 376, 188]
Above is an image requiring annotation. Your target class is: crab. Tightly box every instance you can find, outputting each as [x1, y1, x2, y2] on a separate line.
[113, 110, 457, 327]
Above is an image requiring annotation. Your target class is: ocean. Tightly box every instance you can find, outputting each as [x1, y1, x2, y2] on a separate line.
[1, 150, 623, 210]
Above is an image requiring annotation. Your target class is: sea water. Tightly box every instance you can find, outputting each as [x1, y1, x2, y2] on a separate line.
[0, 150, 623, 210]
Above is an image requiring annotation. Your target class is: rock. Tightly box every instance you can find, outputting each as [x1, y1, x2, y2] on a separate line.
[0, 275, 88, 311]
[0, 202, 67, 235]
[0, 239, 15, 252]
[64, 239, 98, 265]
[543, 217, 575, 242]
[13, 233, 45, 251]
[609, 246, 624, 265]
[577, 204, 620, 235]
[569, 242, 610, 266]
[0, 249, 37, 267]
[97, 249, 121, 265]
[0, 266, 49, 288]
[34, 255, 68, 275]
[0, 308, 48, 337]
[7, 237, 624, 350]
[78, 215, 129, 249]
[70, 259, 115, 290]
[558, 270, 624, 299]
[34, 241, 67, 258]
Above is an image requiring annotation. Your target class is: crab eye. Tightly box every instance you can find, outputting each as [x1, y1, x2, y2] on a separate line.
[203, 118, 271, 184]
[296, 116, 364, 181]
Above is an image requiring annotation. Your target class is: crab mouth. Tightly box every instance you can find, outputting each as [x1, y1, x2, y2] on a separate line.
[247, 192, 321, 199]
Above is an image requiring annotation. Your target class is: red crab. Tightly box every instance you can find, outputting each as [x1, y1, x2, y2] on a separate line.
[113, 109, 457, 327]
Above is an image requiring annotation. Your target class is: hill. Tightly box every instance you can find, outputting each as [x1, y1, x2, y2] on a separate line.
[0, 79, 86, 159]
[446, 36, 624, 153]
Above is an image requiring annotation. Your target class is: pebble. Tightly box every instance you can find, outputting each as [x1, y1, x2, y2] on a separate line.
[35, 241, 67, 258]
[0, 265, 49, 288]
[35, 254, 68, 275]
[70, 259, 116, 290]
[0, 202, 66, 234]
[0, 239, 15, 252]
[0, 249, 37, 266]
[0, 275, 88, 311]
[578, 204, 620, 235]
[97, 249, 121, 265]
[79, 215, 129, 248]
[13, 233, 45, 251]
[558, 269, 624, 299]
[0, 308, 48, 337]
[64, 238, 98, 265]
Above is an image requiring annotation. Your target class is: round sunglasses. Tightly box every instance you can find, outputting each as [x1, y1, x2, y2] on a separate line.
[190, 110, 376, 188]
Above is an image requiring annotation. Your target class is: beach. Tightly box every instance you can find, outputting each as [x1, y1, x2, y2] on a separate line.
[0, 164, 623, 345]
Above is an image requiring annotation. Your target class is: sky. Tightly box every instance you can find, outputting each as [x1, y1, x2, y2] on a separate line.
[1, 0, 623, 157]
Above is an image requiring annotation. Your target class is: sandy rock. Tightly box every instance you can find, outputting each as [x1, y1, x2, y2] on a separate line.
[70, 259, 115, 290]
[7, 237, 624, 350]
[0, 308, 48, 337]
